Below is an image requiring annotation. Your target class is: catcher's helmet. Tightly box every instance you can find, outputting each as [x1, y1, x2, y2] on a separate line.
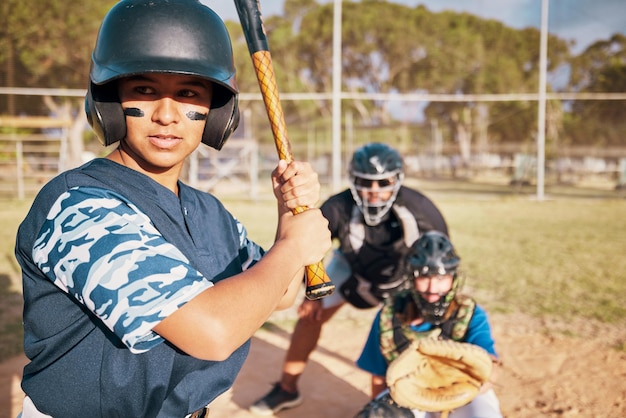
[406, 231, 461, 324]
[349, 143, 404, 226]
[85, 0, 239, 150]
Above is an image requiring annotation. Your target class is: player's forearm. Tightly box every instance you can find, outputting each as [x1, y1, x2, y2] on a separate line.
[153, 237, 319, 360]
[275, 268, 305, 310]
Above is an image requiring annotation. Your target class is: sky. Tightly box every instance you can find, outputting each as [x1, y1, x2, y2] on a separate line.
[202, 0, 626, 55]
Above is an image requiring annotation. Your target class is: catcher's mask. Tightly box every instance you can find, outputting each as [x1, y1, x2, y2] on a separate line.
[349, 143, 404, 226]
[405, 231, 461, 324]
[85, 0, 239, 150]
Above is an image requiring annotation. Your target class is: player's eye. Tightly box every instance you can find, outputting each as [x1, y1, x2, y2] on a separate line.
[133, 85, 155, 95]
[178, 89, 197, 98]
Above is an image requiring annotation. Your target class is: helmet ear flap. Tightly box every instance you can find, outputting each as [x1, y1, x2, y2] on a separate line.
[202, 88, 240, 150]
[85, 82, 126, 146]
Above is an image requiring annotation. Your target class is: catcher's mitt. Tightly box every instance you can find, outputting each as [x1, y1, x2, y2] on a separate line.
[386, 338, 493, 412]
[354, 392, 414, 418]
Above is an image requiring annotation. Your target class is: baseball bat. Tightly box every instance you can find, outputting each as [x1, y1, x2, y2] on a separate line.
[234, 0, 335, 300]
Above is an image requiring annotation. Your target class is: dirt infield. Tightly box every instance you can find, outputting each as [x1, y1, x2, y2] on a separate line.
[1, 306, 625, 418]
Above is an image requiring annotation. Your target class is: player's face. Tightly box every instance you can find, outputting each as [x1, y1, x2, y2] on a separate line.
[414, 274, 454, 303]
[355, 177, 395, 204]
[117, 73, 212, 174]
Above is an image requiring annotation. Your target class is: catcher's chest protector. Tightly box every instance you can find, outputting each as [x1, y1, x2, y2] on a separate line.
[379, 294, 476, 363]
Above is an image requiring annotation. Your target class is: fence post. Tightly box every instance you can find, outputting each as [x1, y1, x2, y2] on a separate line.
[617, 158, 626, 190]
[15, 135, 24, 200]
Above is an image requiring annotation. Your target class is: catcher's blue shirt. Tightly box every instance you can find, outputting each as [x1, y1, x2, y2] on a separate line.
[16, 158, 263, 417]
[356, 305, 498, 377]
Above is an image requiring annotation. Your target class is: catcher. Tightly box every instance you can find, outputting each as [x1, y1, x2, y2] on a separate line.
[354, 231, 502, 418]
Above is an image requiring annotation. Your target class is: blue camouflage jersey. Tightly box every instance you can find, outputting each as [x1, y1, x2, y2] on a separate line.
[15, 158, 264, 417]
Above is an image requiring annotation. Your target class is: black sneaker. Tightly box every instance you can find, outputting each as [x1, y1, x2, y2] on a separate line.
[249, 383, 303, 416]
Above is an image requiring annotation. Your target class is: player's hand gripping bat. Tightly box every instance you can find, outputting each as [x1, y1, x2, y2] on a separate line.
[234, 0, 335, 300]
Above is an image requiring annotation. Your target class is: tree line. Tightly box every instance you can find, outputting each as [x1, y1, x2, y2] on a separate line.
[1, 0, 625, 167]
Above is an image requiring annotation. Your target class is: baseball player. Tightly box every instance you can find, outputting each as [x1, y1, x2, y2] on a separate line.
[354, 231, 502, 418]
[250, 142, 449, 415]
[14, 1, 330, 417]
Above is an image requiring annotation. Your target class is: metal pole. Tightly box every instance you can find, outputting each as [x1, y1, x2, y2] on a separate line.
[536, 0, 549, 200]
[331, 0, 342, 192]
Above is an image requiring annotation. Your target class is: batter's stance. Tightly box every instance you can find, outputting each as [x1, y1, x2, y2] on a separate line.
[15, 1, 330, 416]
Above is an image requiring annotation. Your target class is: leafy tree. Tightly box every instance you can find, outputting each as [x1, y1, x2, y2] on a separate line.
[0, 0, 117, 167]
[226, 12, 324, 146]
[417, 11, 569, 162]
[1, 0, 115, 90]
[567, 34, 626, 146]
[259, 1, 574, 160]
[3, 0, 622, 165]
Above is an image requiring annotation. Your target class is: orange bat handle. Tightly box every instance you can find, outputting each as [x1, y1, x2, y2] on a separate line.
[251, 50, 334, 300]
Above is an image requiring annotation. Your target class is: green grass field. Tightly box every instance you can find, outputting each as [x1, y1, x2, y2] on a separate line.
[224, 179, 626, 321]
[1, 178, 625, 362]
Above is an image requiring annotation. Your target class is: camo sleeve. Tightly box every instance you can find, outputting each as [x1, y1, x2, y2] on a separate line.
[32, 186, 216, 353]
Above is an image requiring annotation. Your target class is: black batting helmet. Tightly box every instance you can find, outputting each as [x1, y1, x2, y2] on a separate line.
[85, 0, 239, 150]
